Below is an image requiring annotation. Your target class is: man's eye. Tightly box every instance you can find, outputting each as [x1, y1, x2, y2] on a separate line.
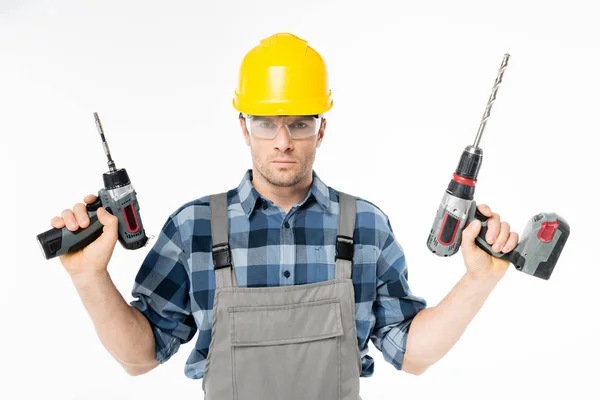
[259, 122, 275, 129]
[291, 122, 308, 129]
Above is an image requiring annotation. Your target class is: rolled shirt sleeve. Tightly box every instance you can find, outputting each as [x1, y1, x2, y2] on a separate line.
[130, 215, 197, 364]
[370, 216, 427, 371]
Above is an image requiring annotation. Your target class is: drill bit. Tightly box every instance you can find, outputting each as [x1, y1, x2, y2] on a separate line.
[473, 53, 510, 149]
[94, 112, 117, 172]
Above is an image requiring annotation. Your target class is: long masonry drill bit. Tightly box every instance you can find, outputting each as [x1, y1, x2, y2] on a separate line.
[473, 53, 510, 149]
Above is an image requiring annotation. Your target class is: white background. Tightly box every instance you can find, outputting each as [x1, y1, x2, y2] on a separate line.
[2, 0, 598, 399]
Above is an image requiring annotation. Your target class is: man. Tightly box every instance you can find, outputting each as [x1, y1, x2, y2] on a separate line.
[51, 33, 518, 399]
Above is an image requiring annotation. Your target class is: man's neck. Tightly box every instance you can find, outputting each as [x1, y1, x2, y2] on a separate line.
[251, 168, 313, 214]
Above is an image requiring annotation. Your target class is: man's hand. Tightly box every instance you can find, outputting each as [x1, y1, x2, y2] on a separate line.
[460, 204, 519, 281]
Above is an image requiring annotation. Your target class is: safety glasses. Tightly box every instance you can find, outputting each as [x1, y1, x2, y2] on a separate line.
[241, 114, 323, 139]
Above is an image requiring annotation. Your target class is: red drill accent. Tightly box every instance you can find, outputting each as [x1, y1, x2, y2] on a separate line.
[538, 220, 559, 243]
[453, 173, 477, 187]
[123, 204, 140, 233]
[438, 212, 460, 245]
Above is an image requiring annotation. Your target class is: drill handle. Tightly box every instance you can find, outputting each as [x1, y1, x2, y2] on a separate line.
[467, 202, 524, 266]
[36, 198, 105, 260]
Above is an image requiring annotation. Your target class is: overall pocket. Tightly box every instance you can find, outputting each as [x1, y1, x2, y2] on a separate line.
[229, 298, 344, 400]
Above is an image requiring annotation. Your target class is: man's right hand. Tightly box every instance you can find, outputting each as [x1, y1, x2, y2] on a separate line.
[50, 194, 119, 278]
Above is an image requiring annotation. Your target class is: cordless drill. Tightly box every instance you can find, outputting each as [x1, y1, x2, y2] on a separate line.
[427, 54, 570, 280]
[37, 113, 149, 259]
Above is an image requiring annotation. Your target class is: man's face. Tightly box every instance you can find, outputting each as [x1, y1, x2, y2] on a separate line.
[241, 115, 326, 187]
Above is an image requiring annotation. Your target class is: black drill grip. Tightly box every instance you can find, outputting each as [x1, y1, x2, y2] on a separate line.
[36, 199, 105, 260]
[471, 207, 524, 267]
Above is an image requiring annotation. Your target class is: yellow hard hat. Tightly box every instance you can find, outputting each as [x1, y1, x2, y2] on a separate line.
[232, 33, 333, 116]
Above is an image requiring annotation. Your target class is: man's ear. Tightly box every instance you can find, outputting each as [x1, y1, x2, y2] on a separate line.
[240, 117, 251, 146]
[316, 118, 326, 148]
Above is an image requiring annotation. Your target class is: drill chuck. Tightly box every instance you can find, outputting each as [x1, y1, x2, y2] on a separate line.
[103, 168, 131, 189]
[455, 146, 483, 181]
[446, 146, 483, 201]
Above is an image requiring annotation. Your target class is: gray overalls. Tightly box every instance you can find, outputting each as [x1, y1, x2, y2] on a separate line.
[202, 191, 363, 400]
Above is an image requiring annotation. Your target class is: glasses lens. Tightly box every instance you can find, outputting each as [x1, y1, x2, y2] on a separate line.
[247, 117, 278, 138]
[246, 116, 321, 139]
[288, 117, 320, 139]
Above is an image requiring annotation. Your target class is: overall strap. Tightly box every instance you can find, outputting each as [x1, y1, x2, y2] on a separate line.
[335, 191, 357, 280]
[209, 192, 238, 289]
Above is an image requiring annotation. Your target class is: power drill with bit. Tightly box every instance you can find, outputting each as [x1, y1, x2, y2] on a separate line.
[427, 54, 570, 280]
[37, 113, 149, 259]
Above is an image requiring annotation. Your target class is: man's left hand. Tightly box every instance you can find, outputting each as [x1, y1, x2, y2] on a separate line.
[460, 204, 519, 281]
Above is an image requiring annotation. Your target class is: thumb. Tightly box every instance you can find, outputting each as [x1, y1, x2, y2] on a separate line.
[96, 207, 119, 240]
[461, 219, 481, 255]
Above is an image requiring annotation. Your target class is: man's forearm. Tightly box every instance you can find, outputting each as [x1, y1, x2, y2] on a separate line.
[402, 273, 501, 374]
[70, 270, 158, 375]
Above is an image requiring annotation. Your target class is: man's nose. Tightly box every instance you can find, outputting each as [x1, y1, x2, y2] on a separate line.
[273, 125, 293, 150]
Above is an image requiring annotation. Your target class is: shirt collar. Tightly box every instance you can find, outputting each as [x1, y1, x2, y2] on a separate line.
[237, 169, 331, 218]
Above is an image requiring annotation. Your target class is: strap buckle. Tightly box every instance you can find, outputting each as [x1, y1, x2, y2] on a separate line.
[335, 235, 354, 261]
[212, 242, 232, 270]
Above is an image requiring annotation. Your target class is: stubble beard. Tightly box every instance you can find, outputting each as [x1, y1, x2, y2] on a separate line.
[253, 153, 314, 188]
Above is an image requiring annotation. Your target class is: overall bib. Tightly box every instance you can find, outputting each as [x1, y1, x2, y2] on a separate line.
[202, 191, 363, 400]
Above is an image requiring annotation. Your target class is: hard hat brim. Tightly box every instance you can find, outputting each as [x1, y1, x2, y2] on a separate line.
[232, 92, 333, 116]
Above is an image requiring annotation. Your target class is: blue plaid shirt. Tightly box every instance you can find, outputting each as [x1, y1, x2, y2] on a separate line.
[130, 169, 427, 379]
